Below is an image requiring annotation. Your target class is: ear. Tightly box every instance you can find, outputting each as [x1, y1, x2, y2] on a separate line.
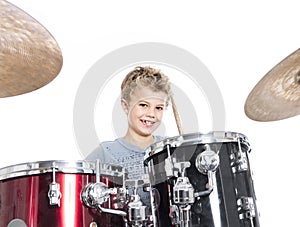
[121, 99, 129, 114]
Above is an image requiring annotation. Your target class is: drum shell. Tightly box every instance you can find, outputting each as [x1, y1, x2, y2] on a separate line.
[145, 132, 260, 227]
[0, 160, 125, 227]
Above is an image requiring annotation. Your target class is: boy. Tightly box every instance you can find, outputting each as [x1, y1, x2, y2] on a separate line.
[85, 66, 172, 213]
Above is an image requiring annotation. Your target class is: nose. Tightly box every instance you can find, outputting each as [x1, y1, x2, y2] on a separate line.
[145, 107, 155, 118]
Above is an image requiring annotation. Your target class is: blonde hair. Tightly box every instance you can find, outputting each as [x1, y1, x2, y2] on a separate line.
[121, 66, 183, 135]
[121, 66, 171, 104]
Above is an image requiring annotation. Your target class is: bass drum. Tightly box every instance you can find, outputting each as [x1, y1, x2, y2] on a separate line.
[144, 131, 260, 227]
[0, 160, 125, 227]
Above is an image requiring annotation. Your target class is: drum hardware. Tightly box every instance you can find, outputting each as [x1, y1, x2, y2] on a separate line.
[81, 182, 127, 217]
[164, 136, 184, 149]
[81, 160, 127, 217]
[165, 144, 176, 178]
[169, 204, 180, 226]
[124, 176, 154, 227]
[230, 138, 249, 173]
[7, 218, 27, 227]
[172, 173, 194, 226]
[194, 144, 219, 198]
[127, 187, 147, 227]
[81, 182, 115, 208]
[90, 222, 98, 227]
[47, 164, 62, 206]
[237, 197, 256, 222]
[81, 182, 127, 216]
[171, 152, 219, 227]
[195, 144, 219, 191]
[173, 162, 195, 204]
[195, 144, 219, 175]
[111, 187, 128, 210]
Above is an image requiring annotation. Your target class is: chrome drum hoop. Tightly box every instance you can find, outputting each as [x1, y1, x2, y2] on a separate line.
[144, 131, 250, 165]
[0, 160, 124, 181]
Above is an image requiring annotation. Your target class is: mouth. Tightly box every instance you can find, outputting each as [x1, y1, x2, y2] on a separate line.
[140, 119, 155, 126]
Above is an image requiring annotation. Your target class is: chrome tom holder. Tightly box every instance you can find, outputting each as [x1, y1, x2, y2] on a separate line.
[170, 144, 220, 226]
[127, 185, 147, 226]
[81, 160, 127, 217]
[81, 160, 152, 227]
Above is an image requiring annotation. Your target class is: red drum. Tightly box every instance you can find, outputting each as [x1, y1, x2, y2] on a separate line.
[0, 160, 125, 227]
[144, 131, 260, 227]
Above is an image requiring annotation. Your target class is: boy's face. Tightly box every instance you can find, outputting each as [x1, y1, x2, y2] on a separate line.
[122, 87, 168, 137]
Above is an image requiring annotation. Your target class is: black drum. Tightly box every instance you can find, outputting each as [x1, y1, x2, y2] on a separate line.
[144, 131, 260, 227]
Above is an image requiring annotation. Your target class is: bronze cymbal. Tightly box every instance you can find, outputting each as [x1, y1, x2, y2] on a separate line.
[244, 48, 300, 121]
[0, 0, 63, 98]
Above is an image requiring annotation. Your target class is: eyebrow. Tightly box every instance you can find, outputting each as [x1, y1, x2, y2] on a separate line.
[137, 100, 166, 106]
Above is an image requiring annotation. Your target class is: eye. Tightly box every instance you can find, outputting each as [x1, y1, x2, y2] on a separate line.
[156, 106, 164, 111]
[139, 103, 148, 107]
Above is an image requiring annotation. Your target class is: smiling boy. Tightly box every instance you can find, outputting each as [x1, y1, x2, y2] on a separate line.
[85, 66, 172, 211]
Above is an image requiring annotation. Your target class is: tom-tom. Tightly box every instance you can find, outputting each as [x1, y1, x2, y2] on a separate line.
[144, 131, 260, 227]
[0, 160, 125, 227]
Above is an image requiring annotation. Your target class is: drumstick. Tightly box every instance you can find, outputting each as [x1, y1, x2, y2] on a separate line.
[170, 94, 183, 135]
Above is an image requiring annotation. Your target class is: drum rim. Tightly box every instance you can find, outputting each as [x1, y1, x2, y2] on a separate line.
[0, 160, 124, 181]
[144, 131, 249, 164]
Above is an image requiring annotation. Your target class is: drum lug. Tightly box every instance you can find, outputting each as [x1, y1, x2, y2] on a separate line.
[237, 196, 256, 220]
[172, 174, 194, 226]
[230, 138, 249, 173]
[173, 176, 195, 205]
[48, 182, 62, 206]
[48, 165, 62, 206]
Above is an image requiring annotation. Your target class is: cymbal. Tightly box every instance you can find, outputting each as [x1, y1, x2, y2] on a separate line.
[0, 0, 63, 98]
[244, 48, 300, 121]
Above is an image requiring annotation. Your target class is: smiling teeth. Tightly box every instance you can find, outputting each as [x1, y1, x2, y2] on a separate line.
[142, 120, 153, 125]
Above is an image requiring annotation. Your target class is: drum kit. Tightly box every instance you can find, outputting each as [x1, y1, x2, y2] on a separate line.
[0, 131, 259, 227]
[0, 0, 299, 226]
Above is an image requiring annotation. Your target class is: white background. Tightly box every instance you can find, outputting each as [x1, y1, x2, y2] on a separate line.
[1, 1, 299, 226]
